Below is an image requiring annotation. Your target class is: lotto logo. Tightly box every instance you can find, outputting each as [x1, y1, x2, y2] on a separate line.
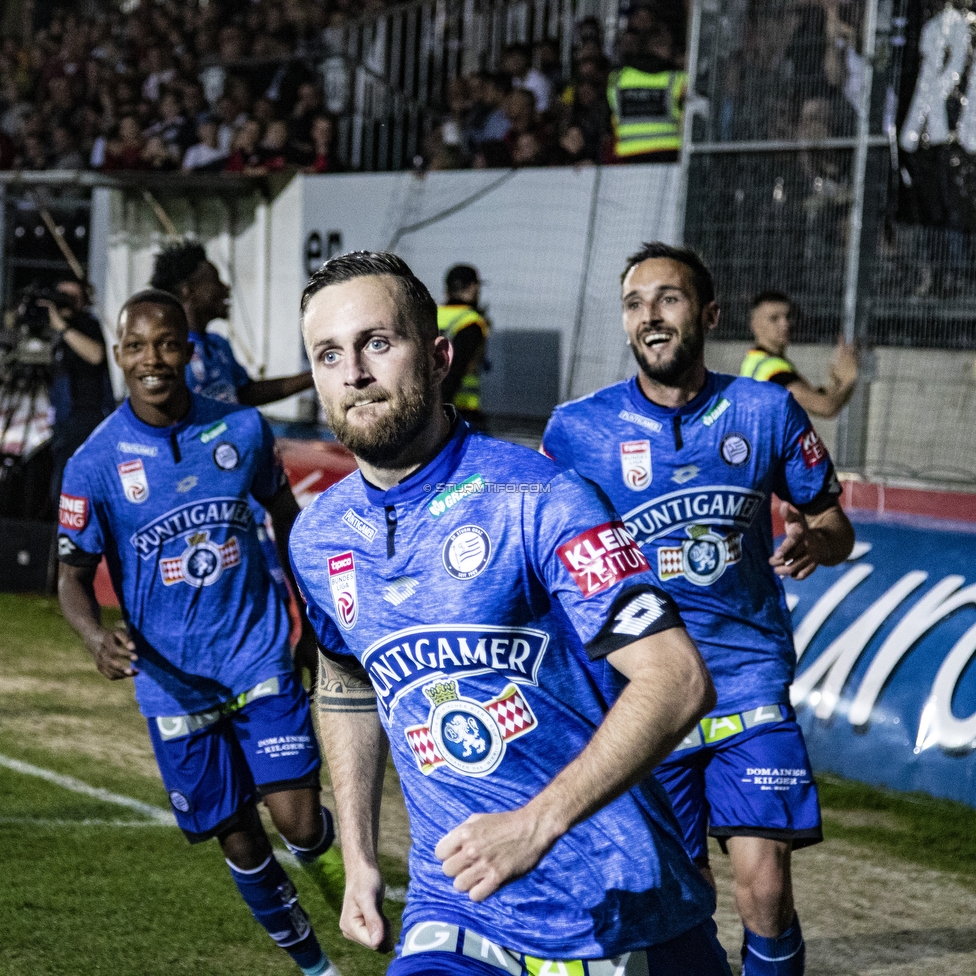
[611, 591, 666, 636]
[799, 427, 827, 468]
[557, 521, 650, 597]
[58, 494, 89, 530]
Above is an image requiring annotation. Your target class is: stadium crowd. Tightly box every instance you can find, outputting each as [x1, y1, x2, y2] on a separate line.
[0, 0, 690, 173]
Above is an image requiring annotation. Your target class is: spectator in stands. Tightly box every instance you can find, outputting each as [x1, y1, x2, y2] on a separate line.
[464, 72, 512, 151]
[503, 88, 552, 167]
[182, 116, 227, 171]
[50, 124, 83, 169]
[253, 118, 293, 172]
[18, 132, 50, 170]
[501, 43, 552, 113]
[553, 76, 611, 165]
[302, 113, 343, 174]
[100, 116, 146, 171]
[143, 88, 194, 167]
[741, 290, 859, 419]
[141, 46, 176, 103]
[215, 93, 247, 154]
[224, 118, 264, 172]
[290, 80, 324, 158]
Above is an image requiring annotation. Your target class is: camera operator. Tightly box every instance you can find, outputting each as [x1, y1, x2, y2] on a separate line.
[41, 281, 114, 506]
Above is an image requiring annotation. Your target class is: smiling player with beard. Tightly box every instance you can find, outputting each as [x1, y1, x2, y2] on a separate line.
[289, 251, 734, 975]
[542, 242, 855, 976]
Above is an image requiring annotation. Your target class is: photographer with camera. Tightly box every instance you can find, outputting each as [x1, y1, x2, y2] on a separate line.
[40, 280, 115, 505]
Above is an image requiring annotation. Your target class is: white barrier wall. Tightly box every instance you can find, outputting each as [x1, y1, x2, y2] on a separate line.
[91, 167, 682, 418]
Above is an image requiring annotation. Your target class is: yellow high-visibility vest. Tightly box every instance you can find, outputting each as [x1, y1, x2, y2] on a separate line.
[607, 67, 685, 157]
[740, 348, 797, 383]
[437, 304, 489, 412]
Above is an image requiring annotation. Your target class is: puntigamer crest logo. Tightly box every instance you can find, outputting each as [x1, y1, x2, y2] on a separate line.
[404, 678, 537, 777]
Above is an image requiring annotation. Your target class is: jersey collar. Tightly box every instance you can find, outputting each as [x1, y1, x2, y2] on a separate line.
[626, 371, 718, 422]
[120, 395, 198, 438]
[360, 411, 469, 508]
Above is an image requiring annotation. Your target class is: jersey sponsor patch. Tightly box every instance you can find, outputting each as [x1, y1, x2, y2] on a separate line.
[442, 525, 491, 580]
[58, 493, 89, 530]
[720, 433, 751, 466]
[405, 679, 537, 776]
[213, 442, 239, 471]
[427, 473, 486, 518]
[623, 486, 765, 546]
[617, 408, 663, 434]
[117, 441, 158, 457]
[362, 624, 550, 719]
[799, 426, 827, 468]
[328, 550, 358, 630]
[160, 531, 241, 586]
[701, 397, 731, 427]
[342, 508, 378, 543]
[129, 497, 253, 557]
[620, 440, 651, 491]
[117, 459, 149, 504]
[557, 521, 650, 597]
[657, 526, 742, 586]
[199, 420, 228, 444]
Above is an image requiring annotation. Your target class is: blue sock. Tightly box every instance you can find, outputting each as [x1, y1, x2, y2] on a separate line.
[227, 854, 328, 972]
[283, 807, 335, 862]
[742, 915, 805, 976]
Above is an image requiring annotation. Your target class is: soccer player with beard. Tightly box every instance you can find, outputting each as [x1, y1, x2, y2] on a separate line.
[541, 242, 855, 976]
[56, 290, 343, 976]
[289, 251, 734, 975]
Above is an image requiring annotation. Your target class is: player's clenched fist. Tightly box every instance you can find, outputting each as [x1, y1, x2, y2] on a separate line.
[339, 864, 393, 952]
[91, 624, 139, 680]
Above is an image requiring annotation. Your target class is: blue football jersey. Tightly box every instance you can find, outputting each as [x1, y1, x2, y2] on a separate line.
[57, 395, 292, 717]
[186, 330, 251, 403]
[542, 373, 841, 715]
[290, 420, 714, 958]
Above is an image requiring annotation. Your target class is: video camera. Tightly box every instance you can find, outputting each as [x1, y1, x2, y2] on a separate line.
[14, 283, 76, 339]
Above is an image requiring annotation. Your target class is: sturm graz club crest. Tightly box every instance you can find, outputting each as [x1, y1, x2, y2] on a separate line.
[404, 678, 537, 777]
[657, 524, 742, 586]
[159, 531, 240, 587]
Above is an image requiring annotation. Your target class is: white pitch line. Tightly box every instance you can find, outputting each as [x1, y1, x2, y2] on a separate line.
[0, 816, 174, 828]
[0, 753, 176, 825]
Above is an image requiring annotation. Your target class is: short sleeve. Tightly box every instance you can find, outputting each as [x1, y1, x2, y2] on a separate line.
[540, 412, 572, 466]
[526, 471, 684, 659]
[57, 457, 105, 568]
[250, 414, 289, 503]
[773, 393, 842, 514]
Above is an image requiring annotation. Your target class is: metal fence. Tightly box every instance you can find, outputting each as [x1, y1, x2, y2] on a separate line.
[322, 0, 615, 170]
[679, 0, 976, 483]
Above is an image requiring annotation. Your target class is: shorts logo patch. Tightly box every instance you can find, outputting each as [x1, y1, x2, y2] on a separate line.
[58, 493, 89, 530]
[168, 790, 191, 813]
[117, 459, 149, 504]
[557, 521, 649, 597]
[160, 531, 240, 586]
[328, 551, 358, 630]
[720, 433, 751, 466]
[799, 426, 827, 468]
[657, 526, 742, 586]
[442, 525, 491, 580]
[620, 440, 651, 491]
[405, 679, 536, 776]
[213, 442, 239, 470]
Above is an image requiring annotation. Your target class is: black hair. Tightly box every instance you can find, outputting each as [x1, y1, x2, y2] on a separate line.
[446, 264, 479, 297]
[621, 241, 715, 307]
[150, 240, 208, 294]
[301, 251, 438, 342]
[117, 288, 189, 338]
[750, 289, 792, 310]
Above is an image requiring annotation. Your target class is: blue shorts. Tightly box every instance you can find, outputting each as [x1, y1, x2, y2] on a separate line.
[388, 919, 732, 975]
[147, 671, 321, 843]
[654, 711, 822, 863]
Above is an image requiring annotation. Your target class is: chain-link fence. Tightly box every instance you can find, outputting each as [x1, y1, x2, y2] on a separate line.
[681, 0, 976, 484]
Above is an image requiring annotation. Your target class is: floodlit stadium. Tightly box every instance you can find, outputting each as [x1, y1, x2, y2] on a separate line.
[2, 1, 976, 974]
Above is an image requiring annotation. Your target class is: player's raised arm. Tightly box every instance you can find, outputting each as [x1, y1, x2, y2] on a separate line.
[316, 651, 393, 952]
[437, 622, 714, 901]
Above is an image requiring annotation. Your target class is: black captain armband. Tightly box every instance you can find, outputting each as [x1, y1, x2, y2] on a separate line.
[585, 585, 684, 660]
[794, 462, 843, 517]
[56, 534, 101, 569]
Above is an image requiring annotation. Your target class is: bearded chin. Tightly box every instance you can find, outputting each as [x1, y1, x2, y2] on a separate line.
[327, 368, 439, 466]
[631, 322, 705, 385]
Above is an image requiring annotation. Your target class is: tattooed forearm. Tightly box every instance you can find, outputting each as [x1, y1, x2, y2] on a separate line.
[317, 650, 378, 713]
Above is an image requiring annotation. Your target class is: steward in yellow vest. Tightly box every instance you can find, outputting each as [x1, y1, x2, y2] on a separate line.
[437, 264, 489, 420]
[607, 64, 686, 162]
